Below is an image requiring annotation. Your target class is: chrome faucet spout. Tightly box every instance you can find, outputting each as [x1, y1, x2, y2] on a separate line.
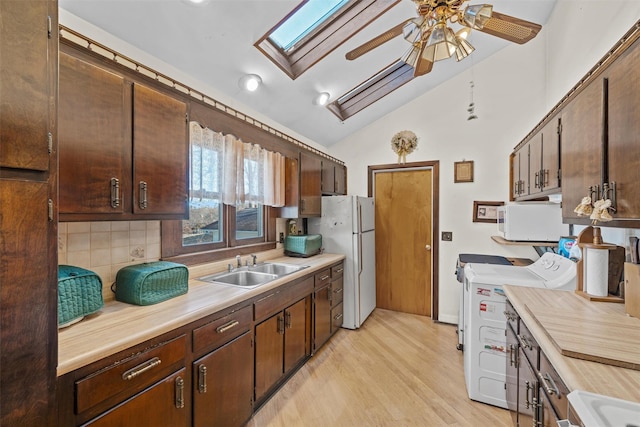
[251, 254, 257, 266]
[236, 255, 242, 268]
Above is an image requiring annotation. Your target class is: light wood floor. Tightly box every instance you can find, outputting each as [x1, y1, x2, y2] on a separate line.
[247, 308, 512, 427]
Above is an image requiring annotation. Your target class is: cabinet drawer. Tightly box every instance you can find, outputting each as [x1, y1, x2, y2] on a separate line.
[331, 302, 343, 332]
[331, 263, 344, 279]
[539, 351, 569, 420]
[254, 276, 314, 321]
[192, 305, 252, 355]
[314, 268, 331, 288]
[517, 320, 538, 368]
[331, 277, 344, 307]
[75, 335, 186, 415]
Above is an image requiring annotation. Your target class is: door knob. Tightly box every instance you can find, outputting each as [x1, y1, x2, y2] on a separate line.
[425, 245, 431, 250]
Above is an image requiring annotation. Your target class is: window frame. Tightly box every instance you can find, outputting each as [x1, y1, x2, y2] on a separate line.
[255, 0, 400, 80]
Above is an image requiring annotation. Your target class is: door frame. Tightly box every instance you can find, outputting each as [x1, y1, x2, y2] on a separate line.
[367, 161, 440, 321]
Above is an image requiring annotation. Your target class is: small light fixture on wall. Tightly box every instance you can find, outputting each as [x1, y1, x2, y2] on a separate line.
[238, 74, 262, 92]
[313, 92, 331, 106]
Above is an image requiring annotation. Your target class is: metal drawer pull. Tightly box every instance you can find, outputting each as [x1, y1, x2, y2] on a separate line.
[320, 275, 330, 281]
[333, 313, 343, 321]
[122, 357, 161, 380]
[285, 310, 292, 329]
[334, 268, 343, 274]
[198, 364, 207, 394]
[538, 371, 559, 396]
[508, 344, 515, 367]
[175, 376, 184, 409]
[139, 181, 148, 209]
[503, 310, 516, 321]
[334, 288, 343, 294]
[216, 320, 239, 334]
[110, 178, 120, 208]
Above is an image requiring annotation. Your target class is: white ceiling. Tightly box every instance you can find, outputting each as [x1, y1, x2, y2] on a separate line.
[59, 0, 557, 147]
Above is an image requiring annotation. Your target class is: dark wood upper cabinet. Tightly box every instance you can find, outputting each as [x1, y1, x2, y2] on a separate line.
[321, 159, 336, 194]
[335, 164, 347, 195]
[58, 45, 188, 221]
[299, 152, 321, 217]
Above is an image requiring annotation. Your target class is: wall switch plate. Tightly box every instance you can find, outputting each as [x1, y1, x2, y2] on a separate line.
[442, 231, 453, 241]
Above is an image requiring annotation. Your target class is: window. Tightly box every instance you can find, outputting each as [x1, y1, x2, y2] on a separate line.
[255, 0, 400, 80]
[161, 123, 284, 263]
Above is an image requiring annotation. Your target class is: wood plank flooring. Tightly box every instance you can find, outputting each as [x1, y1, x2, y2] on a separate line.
[247, 308, 512, 427]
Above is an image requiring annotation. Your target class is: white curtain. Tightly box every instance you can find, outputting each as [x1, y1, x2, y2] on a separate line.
[190, 122, 285, 207]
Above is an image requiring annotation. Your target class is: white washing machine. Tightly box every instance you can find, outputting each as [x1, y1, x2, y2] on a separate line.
[462, 252, 576, 408]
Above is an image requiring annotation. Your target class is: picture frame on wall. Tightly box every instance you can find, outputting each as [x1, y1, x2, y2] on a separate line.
[454, 160, 474, 183]
[473, 201, 504, 223]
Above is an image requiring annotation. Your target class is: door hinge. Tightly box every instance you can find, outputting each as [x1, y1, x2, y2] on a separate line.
[47, 16, 52, 39]
[47, 132, 53, 154]
[557, 121, 562, 135]
[48, 199, 54, 221]
[185, 113, 189, 123]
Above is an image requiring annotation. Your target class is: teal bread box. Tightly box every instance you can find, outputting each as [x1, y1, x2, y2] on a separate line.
[58, 265, 104, 328]
[115, 261, 189, 306]
[284, 234, 322, 257]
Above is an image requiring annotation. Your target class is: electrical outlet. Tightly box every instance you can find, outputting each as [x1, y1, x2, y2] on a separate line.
[279, 232, 285, 243]
[442, 231, 453, 241]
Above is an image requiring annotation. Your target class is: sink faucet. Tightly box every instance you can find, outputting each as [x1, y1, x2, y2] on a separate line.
[251, 254, 257, 266]
[236, 255, 242, 268]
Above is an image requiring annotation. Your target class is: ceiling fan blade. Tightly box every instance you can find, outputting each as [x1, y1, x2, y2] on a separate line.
[346, 19, 412, 60]
[476, 11, 542, 44]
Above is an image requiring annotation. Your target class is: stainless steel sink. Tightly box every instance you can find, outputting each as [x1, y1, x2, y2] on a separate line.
[198, 262, 308, 288]
[249, 262, 307, 276]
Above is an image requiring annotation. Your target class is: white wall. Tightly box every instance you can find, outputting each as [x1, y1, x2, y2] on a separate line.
[329, 1, 640, 324]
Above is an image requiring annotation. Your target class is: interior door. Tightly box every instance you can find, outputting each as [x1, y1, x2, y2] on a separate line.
[373, 168, 433, 316]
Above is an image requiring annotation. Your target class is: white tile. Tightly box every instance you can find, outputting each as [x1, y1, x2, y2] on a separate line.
[58, 252, 68, 265]
[130, 221, 146, 231]
[58, 223, 68, 234]
[110, 221, 129, 232]
[111, 246, 130, 264]
[130, 246, 145, 260]
[146, 243, 161, 260]
[67, 233, 90, 252]
[67, 222, 90, 234]
[147, 221, 160, 232]
[91, 222, 111, 233]
[66, 251, 91, 268]
[90, 248, 112, 267]
[111, 231, 129, 248]
[129, 230, 146, 246]
[147, 229, 161, 244]
[91, 232, 111, 249]
[58, 234, 67, 254]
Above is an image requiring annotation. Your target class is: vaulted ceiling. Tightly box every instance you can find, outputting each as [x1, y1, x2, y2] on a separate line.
[59, 0, 556, 147]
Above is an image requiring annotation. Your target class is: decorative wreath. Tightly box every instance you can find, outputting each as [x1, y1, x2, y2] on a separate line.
[391, 130, 418, 163]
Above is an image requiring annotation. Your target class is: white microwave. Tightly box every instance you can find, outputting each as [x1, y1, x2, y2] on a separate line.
[497, 202, 569, 241]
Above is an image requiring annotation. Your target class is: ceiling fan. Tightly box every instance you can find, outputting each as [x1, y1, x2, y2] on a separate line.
[345, 0, 542, 77]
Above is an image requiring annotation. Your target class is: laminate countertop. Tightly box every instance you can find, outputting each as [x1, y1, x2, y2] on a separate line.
[57, 251, 345, 376]
[504, 285, 640, 404]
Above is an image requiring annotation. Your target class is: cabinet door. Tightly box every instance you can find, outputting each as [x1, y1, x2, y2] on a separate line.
[505, 323, 518, 418]
[314, 286, 331, 352]
[0, 180, 56, 425]
[518, 347, 537, 426]
[321, 160, 335, 194]
[561, 79, 604, 220]
[84, 369, 188, 427]
[607, 36, 640, 219]
[335, 164, 346, 195]
[132, 84, 188, 216]
[284, 298, 308, 373]
[528, 135, 543, 196]
[255, 313, 284, 401]
[193, 332, 253, 427]
[541, 115, 561, 192]
[299, 152, 321, 217]
[59, 51, 129, 214]
[0, 0, 51, 172]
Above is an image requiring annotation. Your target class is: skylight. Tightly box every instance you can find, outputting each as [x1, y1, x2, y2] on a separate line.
[269, 0, 349, 51]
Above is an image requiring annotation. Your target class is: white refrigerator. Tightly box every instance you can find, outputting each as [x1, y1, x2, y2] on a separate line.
[308, 195, 376, 329]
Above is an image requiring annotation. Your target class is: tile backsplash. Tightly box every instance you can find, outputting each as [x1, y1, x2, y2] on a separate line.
[58, 221, 161, 301]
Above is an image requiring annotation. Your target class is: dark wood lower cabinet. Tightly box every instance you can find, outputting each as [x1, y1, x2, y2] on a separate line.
[84, 369, 188, 427]
[314, 285, 332, 351]
[193, 332, 253, 427]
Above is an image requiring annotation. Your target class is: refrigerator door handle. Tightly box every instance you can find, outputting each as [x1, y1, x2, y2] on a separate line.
[358, 204, 363, 275]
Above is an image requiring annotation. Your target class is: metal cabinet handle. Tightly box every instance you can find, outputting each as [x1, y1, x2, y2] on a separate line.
[285, 311, 292, 329]
[524, 380, 533, 409]
[538, 371, 559, 396]
[122, 357, 161, 380]
[110, 178, 120, 208]
[139, 181, 148, 209]
[334, 268, 343, 274]
[503, 310, 517, 322]
[534, 171, 540, 188]
[320, 275, 330, 281]
[333, 287, 343, 295]
[518, 334, 533, 350]
[198, 364, 207, 394]
[216, 320, 239, 334]
[508, 344, 515, 367]
[277, 315, 285, 334]
[333, 313, 343, 321]
[175, 376, 184, 409]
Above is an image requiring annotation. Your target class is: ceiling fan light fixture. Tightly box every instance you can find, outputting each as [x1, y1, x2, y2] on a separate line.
[238, 74, 262, 92]
[454, 36, 474, 61]
[402, 17, 425, 43]
[422, 22, 457, 62]
[462, 4, 493, 30]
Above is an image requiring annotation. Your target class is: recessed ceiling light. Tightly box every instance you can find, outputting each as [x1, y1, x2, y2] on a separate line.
[182, 0, 210, 6]
[238, 74, 262, 92]
[314, 92, 331, 106]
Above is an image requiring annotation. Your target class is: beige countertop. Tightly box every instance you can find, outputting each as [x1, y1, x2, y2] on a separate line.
[57, 251, 345, 376]
[504, 285, 640, 403]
